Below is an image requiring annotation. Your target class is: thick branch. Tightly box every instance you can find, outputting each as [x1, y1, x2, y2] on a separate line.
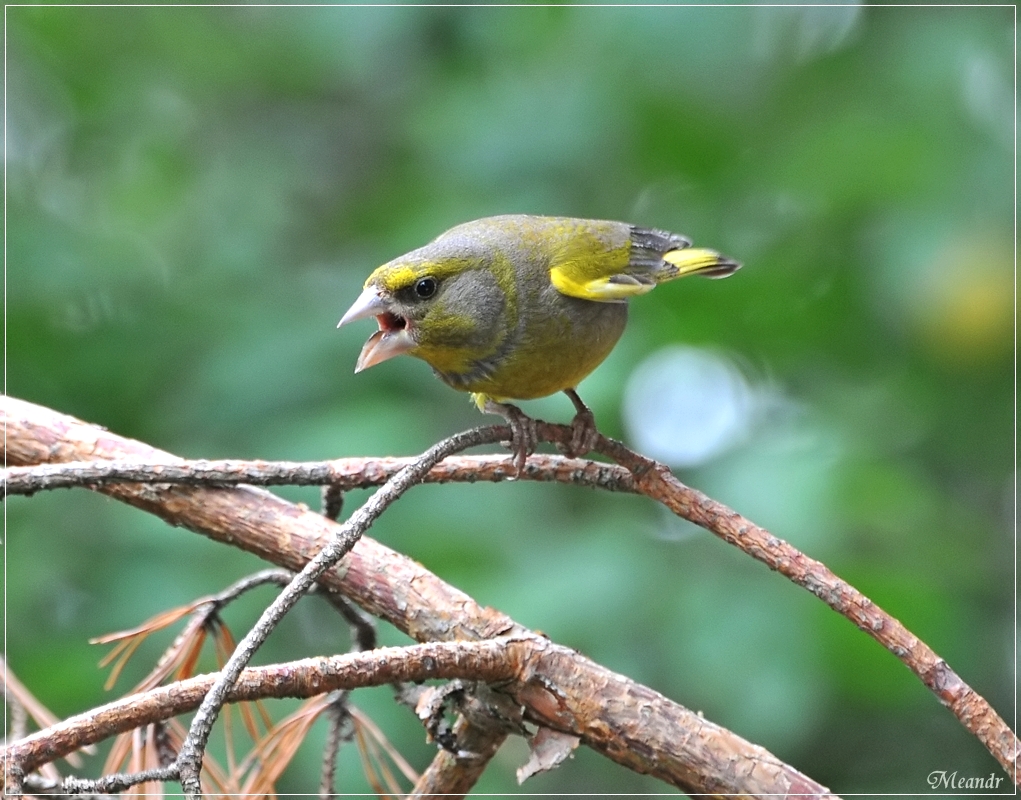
[5, 641, 512, 779]
[4, 637, 834, 799]
[3, 396, 522, 643]
[408, 726, 506, 799]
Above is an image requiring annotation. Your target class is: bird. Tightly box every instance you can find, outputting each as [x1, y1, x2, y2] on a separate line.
[338, 214, 740, 471]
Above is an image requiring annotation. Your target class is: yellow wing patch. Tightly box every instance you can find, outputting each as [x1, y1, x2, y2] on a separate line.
[546, 224, 636, 301]
[549, 265, 654, 301]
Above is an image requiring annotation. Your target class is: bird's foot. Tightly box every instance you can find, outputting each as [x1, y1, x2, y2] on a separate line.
[561, 388, 600, 458]
[482, 398, 537, 476]
[566, 407, 599, 458]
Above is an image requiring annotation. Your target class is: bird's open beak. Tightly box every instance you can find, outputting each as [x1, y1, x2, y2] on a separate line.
[338, 285, 416, 372]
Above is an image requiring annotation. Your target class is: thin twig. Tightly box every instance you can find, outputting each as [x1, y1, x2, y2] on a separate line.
[211, 568, 295, 605]
[176, 425, 506, 797]
[324, 592, 377, 653]
[0, 454, 635, 496]
[21, 773, 114, 799]
[318, 693, 352, 799]
[94, 569, 297, 695]
[62, 766, 179, 795]
[321, 484, 345, 521]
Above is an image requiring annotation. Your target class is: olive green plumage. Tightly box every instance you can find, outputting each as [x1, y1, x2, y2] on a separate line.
[338, 215, 739, 412]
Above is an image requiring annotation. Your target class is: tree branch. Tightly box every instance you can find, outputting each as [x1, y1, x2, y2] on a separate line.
[3, 637, 835, 798]
[589, 431, 1020, 780]
[2, 395, 825, 794]
[176, 425, 507, 796]
[4, 394, 1017, 786]
[0, 454, 634, 496]
[407, 724, 507, 798]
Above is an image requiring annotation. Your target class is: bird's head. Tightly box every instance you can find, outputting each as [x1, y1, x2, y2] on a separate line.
[338, 244, 509, 375]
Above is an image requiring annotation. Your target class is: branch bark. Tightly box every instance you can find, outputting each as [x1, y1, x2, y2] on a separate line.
[0, 454, 634, 496]
[3, 395, 831, 795]
[176, 425, 509, 797]
[4, 637, 833, 798]
[4, 394, 1018, 788]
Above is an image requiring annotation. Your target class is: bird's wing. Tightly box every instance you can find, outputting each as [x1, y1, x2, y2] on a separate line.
[549, 263, 657, 301]
[547, 226, 653, 302]
[549, 224, 739, 301]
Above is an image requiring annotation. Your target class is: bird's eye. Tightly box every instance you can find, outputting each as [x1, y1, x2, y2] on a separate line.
[414, 277, 438, 299]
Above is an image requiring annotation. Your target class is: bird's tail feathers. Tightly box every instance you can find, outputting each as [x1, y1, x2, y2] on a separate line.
[658, 247, 742, 281]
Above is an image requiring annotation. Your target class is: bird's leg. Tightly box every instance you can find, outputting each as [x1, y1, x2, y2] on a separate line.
[481, 397, 538, 475]
[562, 388, 600, 458]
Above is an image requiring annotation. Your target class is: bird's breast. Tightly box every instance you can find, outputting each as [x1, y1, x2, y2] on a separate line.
[435, 297, 627, 400]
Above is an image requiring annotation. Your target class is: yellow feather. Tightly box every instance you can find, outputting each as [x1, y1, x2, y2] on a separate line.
[367, 258, 476, 294]
[470, 392, 489, 411]
[661, 247, 732, 277]
[549, 265, 653, 301]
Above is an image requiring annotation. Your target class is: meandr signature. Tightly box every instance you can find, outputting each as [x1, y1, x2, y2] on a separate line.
[927, 770, 1004, 790]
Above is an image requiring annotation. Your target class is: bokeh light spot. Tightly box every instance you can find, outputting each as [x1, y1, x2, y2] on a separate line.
[623, 346, 754, 468]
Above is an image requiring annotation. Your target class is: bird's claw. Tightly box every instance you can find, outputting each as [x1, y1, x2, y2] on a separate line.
[483, 399, 537, 477]
[559, 388, 600, 458]
[564, 407, 599, 458]
[505, 407, 538, 476]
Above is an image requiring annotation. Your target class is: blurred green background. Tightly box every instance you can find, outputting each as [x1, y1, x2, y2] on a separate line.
[6, 4, 1014, 795]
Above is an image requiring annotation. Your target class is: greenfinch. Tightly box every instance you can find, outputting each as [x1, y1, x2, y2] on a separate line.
[339, 215, 739, 469]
